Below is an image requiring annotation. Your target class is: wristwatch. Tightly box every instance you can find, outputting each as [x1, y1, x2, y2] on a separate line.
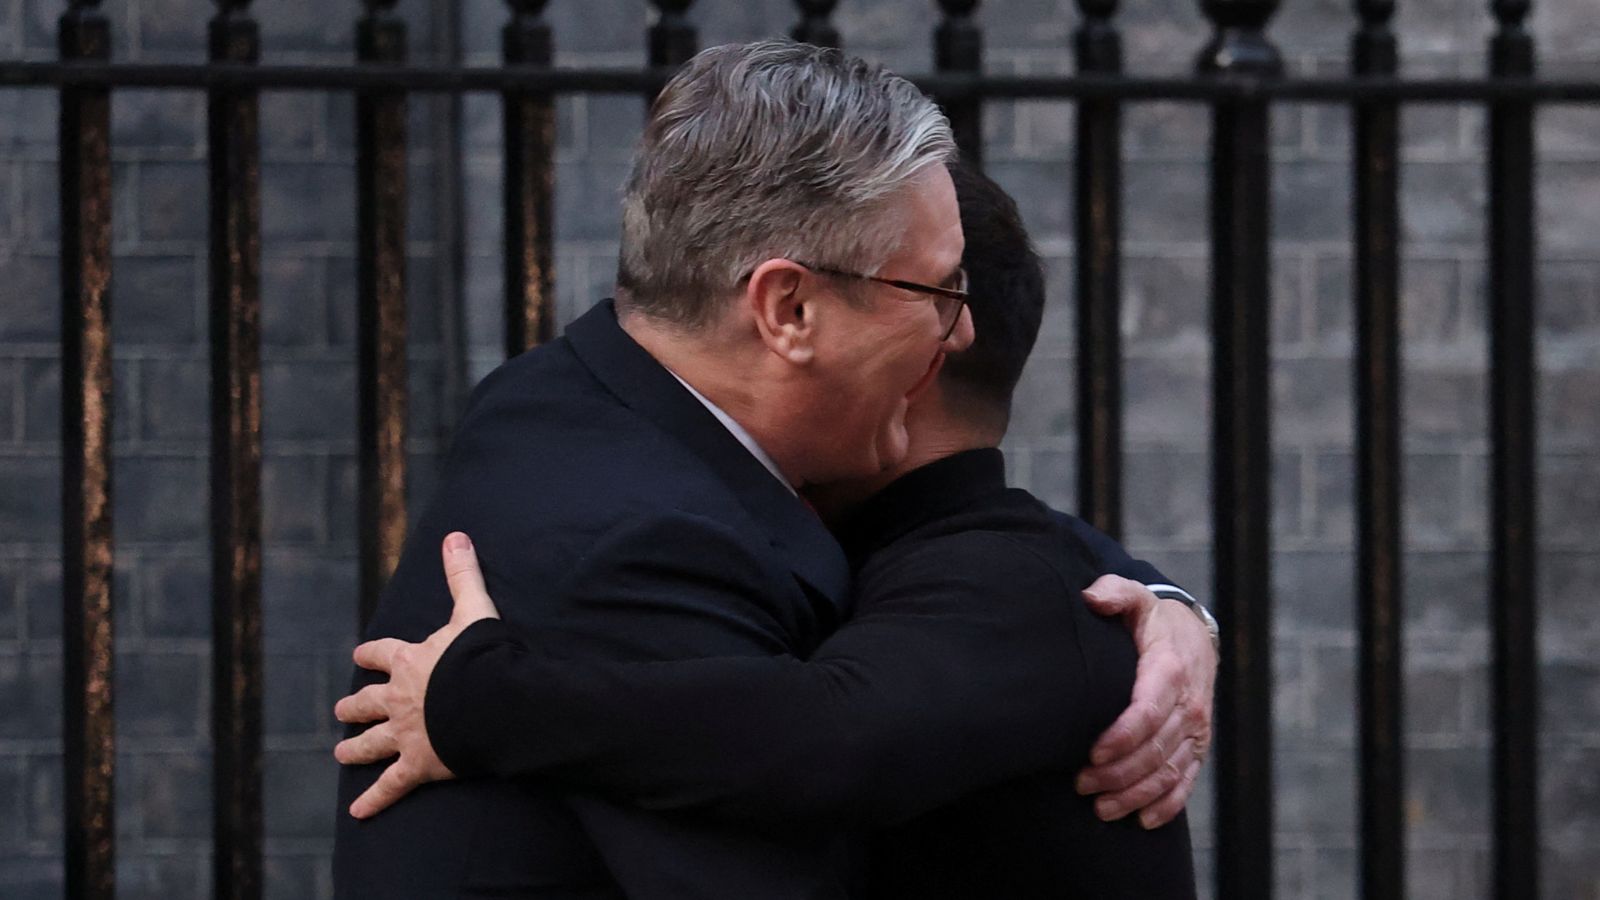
[1147, 584, 1221, 655]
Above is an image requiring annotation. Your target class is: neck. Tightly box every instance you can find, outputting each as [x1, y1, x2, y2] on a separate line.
[804, 389, 997, 521]
[621, 308, 806, 488]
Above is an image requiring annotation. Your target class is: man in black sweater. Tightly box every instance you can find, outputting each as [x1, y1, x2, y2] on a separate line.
[337, 160, 1205, 897]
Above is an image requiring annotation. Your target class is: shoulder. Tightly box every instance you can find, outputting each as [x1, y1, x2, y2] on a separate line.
[856, 528, 1083, 616]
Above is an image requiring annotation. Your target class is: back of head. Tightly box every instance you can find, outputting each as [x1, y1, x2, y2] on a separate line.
[939, 159, 1046, 436]
[616, 40, 956, 328]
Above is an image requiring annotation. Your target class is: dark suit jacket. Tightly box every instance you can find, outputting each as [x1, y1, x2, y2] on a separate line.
[425, 451, 1195, 898]
[334, 300, 855, 899]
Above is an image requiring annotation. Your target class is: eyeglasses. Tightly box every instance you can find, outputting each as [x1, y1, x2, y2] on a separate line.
[794, 261, 969, 341]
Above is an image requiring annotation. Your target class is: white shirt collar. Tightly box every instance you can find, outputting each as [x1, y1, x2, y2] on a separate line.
[667, 371, 798, 496]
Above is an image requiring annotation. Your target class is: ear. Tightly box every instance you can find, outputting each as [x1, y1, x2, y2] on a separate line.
[745, 258, 817, 365]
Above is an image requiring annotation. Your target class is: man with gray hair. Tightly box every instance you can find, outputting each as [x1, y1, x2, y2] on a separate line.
[334, 41, 1211, 898]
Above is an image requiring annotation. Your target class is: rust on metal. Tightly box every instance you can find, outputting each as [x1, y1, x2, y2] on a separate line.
[1074, 0, 1124, 538]
[358, 0, 410, 626]
[207, 1, 265, 897]
[503, 0, 556, 357]
[58, 0, 116, 896]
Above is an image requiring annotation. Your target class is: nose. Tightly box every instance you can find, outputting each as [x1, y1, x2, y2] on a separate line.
[942, 306, 975, 353]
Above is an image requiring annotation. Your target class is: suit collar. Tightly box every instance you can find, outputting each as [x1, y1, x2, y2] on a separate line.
[565, 300, 851, 615]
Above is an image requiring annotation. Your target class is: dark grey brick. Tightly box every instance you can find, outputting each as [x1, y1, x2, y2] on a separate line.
[0, 650, 61, 738]
[0, 559, 19, 640]
[1537, 106, 1600, 159]
[1274, 160, 1351, 243]
[263, 748, 338, 839]
[1006, 351, 1074, 441]
[264, 453, 327, 544]
[261, 93, 322, 158]
[1124, 254, 1208, 343]
[1277, 749, 1357, 836]
[253, 0, 351, 53]
[112, 90, 203, 151]
[20, 562, 62, 641]
[117, 255, 201, 346]
[1124, 354, 1210, 443]
[132, 751, 211, 840]
[136, 162, 209, 244]
[1539, 454, 1600, 547]
[584, 94, 646, 163]
[986, 158, 1076, 240]
[1124, 448, 1211, 545]
[265, 853, 329, 900]
[0, 754, 25, 850]
[115, 455, 208, 543]
[0, 455, 58, 541]
[116, 650, 206, 739]
[263, 255, 329, 349]
[406, 253, 444, 348]
[1538, 260, 1600, 338]
[0, 359, 18, 443]
[140, 356, 209, 443]
[0, 89, 56, 150]
[1404, 847, 1475, 900]
[325, 255, 359, 348]
[1542, 366, 1600, 445]
[1310, 848, 1357, 900]
[15, 160, 55, 243]
[118, 854, 205, 900]
[265, 651, 324, 737]
[1403, 369, 1487, 444]
[1273, 550, 1357, 632]
[0, 859, 63, 900]
[1540, 549, 1600, 639]
[262, 359, 357, 443]
[1403, 652, 1474, 738]
[1402, 550, 1490, 634]
[262, 554, 358, 651]
[140, 555, 210, 640]
[1401, 162, 1486, 245]
[1124, 103, 1211, 157]
[1541, 161, 1600, 257]
[552, 160, 630, 244]
[1539, 657, 1600, 739]
[25, 751, 62, 844]
[1023, 448, 1075, 514]
[0, 253, 58, 342]
[261, 163, 357, 243]
[1275, 357, 1353, 445]
[1406, 746, 1492, 838]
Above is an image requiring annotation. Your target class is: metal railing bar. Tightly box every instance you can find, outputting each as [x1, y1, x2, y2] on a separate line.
[6, 62, 1600, 102]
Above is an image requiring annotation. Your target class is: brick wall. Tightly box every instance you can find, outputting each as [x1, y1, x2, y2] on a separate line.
[2, 1, 1597, 897]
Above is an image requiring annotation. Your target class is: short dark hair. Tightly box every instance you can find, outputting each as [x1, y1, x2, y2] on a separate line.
[939, 159, 1046, 434]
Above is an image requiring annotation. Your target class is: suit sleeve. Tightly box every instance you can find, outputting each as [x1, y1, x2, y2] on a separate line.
[427, 530, 1112, 828]
[1050, 509, 1184, 590]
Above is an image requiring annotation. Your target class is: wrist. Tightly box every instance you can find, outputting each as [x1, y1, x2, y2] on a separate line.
[1147, 585, 1220, 656]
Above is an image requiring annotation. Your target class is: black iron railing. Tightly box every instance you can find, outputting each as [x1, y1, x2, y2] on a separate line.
[1, 0, 1584, 897]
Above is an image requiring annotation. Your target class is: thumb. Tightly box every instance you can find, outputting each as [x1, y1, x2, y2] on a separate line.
[1082, 575, 1138, 616]
[441, 532, 501, 626]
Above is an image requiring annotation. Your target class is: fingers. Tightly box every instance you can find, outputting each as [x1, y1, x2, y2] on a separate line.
[349, 760, 422, 820]
[441, 532, 501, 626]
[333, 683, 390, 725]
[334, 722, 398, 766]
[1080, 574, 1146, 616]
[1078, 698, 1186, 795]
[353, 638, 408, 673]
[1092, 735, 1199, 826]
[1088, 650, 1183, 765]
[1137, 756, 1204, 830]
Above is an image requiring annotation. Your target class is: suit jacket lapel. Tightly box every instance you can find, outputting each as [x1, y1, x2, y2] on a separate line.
[564, 300, 852, 616]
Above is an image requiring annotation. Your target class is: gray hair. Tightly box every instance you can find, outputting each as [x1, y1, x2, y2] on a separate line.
[615, 40, 957, 327]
